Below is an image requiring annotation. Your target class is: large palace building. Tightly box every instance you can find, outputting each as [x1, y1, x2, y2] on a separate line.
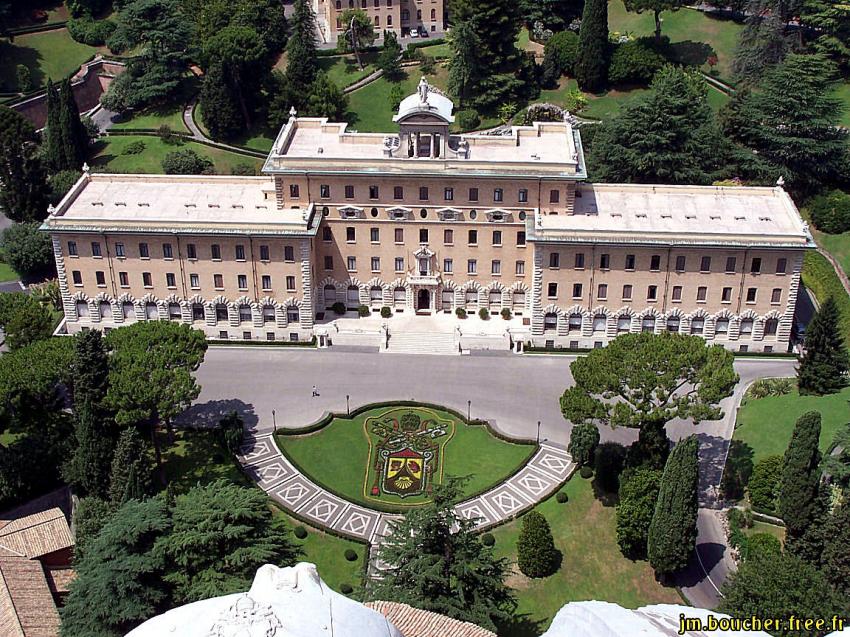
[42, 79, 814, 353]
[314, 0, 445, 44]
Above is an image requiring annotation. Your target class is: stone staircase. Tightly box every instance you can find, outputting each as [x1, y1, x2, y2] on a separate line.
[382, 331, 459, 355]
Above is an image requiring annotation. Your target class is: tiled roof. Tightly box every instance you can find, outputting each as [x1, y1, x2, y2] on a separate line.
[0, 508, 73, 560]
[0, 556, 61, 637]
[44, 567, 75, 595]
[366, 601, 496, 637]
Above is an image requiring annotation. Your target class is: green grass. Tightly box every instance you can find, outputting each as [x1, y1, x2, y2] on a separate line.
[90, 135, 263, 175]
[276, 405, 535, 511]
[812, 225, 850, 283]
[801, 250, 850, 348]
[319, 52, 380, 89]
[744, 520, 785, 544]
[0, 262, 19, 283]
[491, 477, 680, 636]
[112, 105, 188, 132]
[734, 386, 850, 463]
[833, 83, 850, 128]
[0, 29, 98, 92]
[608, 0, 743, 81]
[0, 431, 24, 446]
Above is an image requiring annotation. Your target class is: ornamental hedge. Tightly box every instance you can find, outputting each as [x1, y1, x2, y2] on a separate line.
[516, 511, 560, 578]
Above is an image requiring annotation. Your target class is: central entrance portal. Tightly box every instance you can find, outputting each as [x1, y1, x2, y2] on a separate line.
[416, 289, 431, 313]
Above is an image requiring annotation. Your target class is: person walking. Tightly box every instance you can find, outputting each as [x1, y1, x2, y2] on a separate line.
[312, 385, 319, 397]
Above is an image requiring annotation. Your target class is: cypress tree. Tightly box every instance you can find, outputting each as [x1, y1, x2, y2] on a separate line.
[199, 62, 243, 139]
[517, 510, 560, 578]
[285, 0, 319, 98]
[779, 411, 826, 563]
[44, 79, 64, 173]
[820, 501, 850, 598]
[108, 428, 153, 506]
[647, 435, 699, 576]
[58, 78, 88, 172]
[0, 106, 51, 223]
[575, 0, 608, 92]
[797, 296, 849, 395]
[616, 467, 663, 559]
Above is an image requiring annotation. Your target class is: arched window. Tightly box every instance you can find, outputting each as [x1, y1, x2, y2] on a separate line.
[122, 302, 134, 319]
[740, 318, 754, 335]
[592, 314, 606, 332]
[76, 300, 90, 317]
[543, 312, 558, 331]
[617, 314, 631, 332]
[145, 302, 158, 320]
[374, 15, 379, 25]
[99, 301, 111, 319]
[512, 290, 525, 309]
[192, 303, 205, 321]
[441, 289, 453, 309]
[764, 318, 778, 336]
[335, 0, 341, 8]
[568, 313, 582, 332]
[262, 305, 275, 324]
[430, 8, 436, 19]
[488, 289, 501, 307]
[347, 285, 360, 307]
[239, 304, 252, 323]
[690, 317, 705, 334]
[393, 286, 406, 307]
[168, 302, 181, 320]
[464, 289, 477, 307]
[641, 316, 655, 332]
[370, 286, 383, 303]
[387, 15, 392, 25]
[324, 285, 336, 307]
[666, 316, 680, 332]
[715, 318, 729, 334]
[215, 303, 228, 322]
[287, 307, 300, 323]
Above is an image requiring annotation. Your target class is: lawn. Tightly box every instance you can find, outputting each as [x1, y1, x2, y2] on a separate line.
[0, 29, 98, 92]
[801, 250, 850, 348]
[608, 0, 743, 81]
[833, 82, 850, 128]
[812, 226, 850, 282]
[319, 52, 380, 89]
[0, 262, 19, 283]
[491, 476, 680, 636]
[112, 104, 188, 132]
[90, 135, 263, 174]
[276, 405, 535, 511]
[733, 386, 850, 462]
[348, 66, 448, 132]
[195, 103, 276, 152]
[744, 520, 785, 545]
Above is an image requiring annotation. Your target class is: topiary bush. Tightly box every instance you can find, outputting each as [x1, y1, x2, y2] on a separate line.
[344, 548, 358, 561]
[380, 306, 392, 318]
[541, 30, 579, 87]
[748, 455, 782, 514]
[331, 302, 347, 315]
[340, 583, 354, 594]
[555, 491, 568, 503]
[809, 189, 850, 234]
[608, 39, 665, 85]
[478, 307, 490, 320]
[455, 307, 467, 319]
[68, 17, 116, 46]
[579, 465, 594, 479]
[500, 307, 512, 320]
[294, 525, 308, 539]
[481, 532, 495, 546]
[456, 109, 481, 131]
[358, 304, 370, 317]
[517, 511, 560, 578]
[568, 423, 600, 466]
[218, 410, 244, 454]
[162, 148, 213, 175]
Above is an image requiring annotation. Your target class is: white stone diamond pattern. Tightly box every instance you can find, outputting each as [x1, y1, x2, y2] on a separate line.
[515, 469, 555, 498]
[535, 450, 573, 479]
[304, 497, 344, 525]
[273, 479, 317, 510]
[253, 461, 292, 488]
[487, 488, 526, 517]
[455, 502, 493, 527]
[337, 508, 379, 539]
[239, 438, 275, 462]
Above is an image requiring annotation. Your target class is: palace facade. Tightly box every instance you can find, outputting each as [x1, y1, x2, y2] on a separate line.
[314, 0, 445, 44]
[42, 79, 814, 352]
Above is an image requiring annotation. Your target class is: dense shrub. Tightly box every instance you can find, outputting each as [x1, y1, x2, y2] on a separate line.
[331, 302, 347, 315]
[616, 467, 662, 559]
[747, 532, 782, 560]
[68, 17, 116, 46]
[568, 423, 600, 466]
[608, 39, 665, 85]
[161, 149, 213, 175]
[294, 525, 308, 539]
[555, 491, 568, 503]
[48, 170, 82, 205]
[340, 583, 354, 594]
[747, 377, 794, 399]
[344, 548, 358, 561]
[481, 532, 495, 546]
[123, 140, 146, 155]
[517, 511, 560, 578]
[579, 465, 594, 479]
[455, 109, 481, 131]
[218, 411, 244, 454]
[358, 305, 370, 317]
[500, 307, 512, 320]
[380, 306, 392, 318]
[541, 30, 579, 87]
[455, 307, 467, 319]
[0, 223, 54, 281]
[478, 308, 489, 320]
[748, 455, 782, 514]
[231, 163, 256, 176]
[809, 189, 850, 234]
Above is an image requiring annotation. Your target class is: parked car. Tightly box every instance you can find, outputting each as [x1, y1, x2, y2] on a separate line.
[409, 29, 419, 38]
[418, 26, 429, 37]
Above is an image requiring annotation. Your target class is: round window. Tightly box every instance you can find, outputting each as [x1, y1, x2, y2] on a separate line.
[371, 207, 378, 217]
[322, 206, 329, 216]
[469, 209, 477, 220]
[519, 211, 526, 221]
[420, 208, 427, 218]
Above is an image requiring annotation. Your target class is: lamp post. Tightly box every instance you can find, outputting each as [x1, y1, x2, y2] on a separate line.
[467, 400, 471, 422]
[272, 409, 277, 435]
[346, 394, 350, 416]
[536, 420, 541, 444]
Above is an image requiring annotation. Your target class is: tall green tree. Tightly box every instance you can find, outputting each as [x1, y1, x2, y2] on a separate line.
[378, 30, 403, 81]
[779, 411, 827, 563]
[574, 0, 608, 92]
[616, 467, 662, 559]
[732, 0, 793, 83]
[567, 422, 599, 466]
[0, 106, 50, 223]
[108, 428, 153, 505]
[199, 62, 243, 139]
[589, 66, 727, 184]
[623, 0, 686, 42]
[338, 9, 376, 70]
[58, 77, 89, 172]
[520, 0, 583, 31]
[303, 71, 348, 121]
[0, 292, 52, 350]
[368, 480, 515, 632]
[802, 0, 850, 71]
[820, 501, 850, 598]
[447, 19, 482, 106]
[516, 510, 560, 578]
[59, 498, 172, 637]
[284, 0, 319, 95]
[156, 480, 299, 603]
[647, 435, 699, 576]
[797, 296, 849, 395]
[0, 222, 55, 280]
[44, 79, 64, 173]
[721, 53, 848, 195]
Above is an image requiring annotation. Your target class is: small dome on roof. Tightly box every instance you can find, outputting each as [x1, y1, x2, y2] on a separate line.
[393, 77, 454, 124]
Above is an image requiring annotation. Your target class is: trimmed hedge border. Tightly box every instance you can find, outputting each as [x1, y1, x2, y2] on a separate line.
[524, 345, 796, 358]
[208, 336, 317, 348]
[6, 21, 69, 36]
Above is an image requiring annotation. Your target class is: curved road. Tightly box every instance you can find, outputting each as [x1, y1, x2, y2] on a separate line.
[186, 347, 796, 608]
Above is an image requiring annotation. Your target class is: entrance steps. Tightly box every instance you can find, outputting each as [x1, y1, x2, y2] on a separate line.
[383, 330, 459, 355]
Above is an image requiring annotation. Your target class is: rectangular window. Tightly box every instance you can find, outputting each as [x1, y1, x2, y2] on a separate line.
[751, 257, 762, 274]
[675, 255, 686, 272]
[162, 243, 173, 259]
[549, 189, 559, 203]
[369, 185, 379, 199]
[395, 257, 404, 272]
[494, 188, 503, 202]
[166, 272, 176, 288]
[91, 241, 102, 257]
[67, 241, 78, 256]
[625, 254, 635, 270]
[469, 187, 479, 202]
[444, 258, 453, 273]
[647, 285, 657, 301]
[722, 287, 732, 302]
[419, 186, 428, 201]
[345, 185, 354, 199]
[491, 260, 501, 275]
[115, 243, 125, 258]
[517, 231, 526, 246]
[320, 184, 330, 198]
[72, 270, 82, 285]
[346, 227, 356, 242]
[468, 229, 478, 245]
[286, 276, 296, 291]
[370, 228, 379, 243]
[650, 255, 661, 271]
[672, 286, 682, 301]
[725, 256, 737, 273]
[444, 187, 453, 201]
[95, 271, 105, 286]
[143, 272, 152, 287]
[572, 283, 583, 299]
[393, 186, 403, 200]
[515, 260, 525, 275]
[746, 287, 757, 303]
[237, 274, 248, 290]
[394, 228, 403, 243]
[549, 252, 560, 268]
[235, 245, 246, 261]
[771, 288, 781, 303]
[284, 246, 295, 262]
[371, 257, 380, 271]
[492, 230, 502, 246]
[259, 245, 270, 261]
[467, 259, 477, 274]
[186, 243, 197, 260]
[600, 253, 610, 269]
[623, 284, 633, 300]
[776, 258, 787, 274]
[323, 227, 332, 242]
[324, 256, 333, 270]
[419, 228, 428, 243]
[261, 275, 271, 290]
[139, 242, 150, 259]
[190, 273, 199, 289]
[210, 244, 220, 260]
[697, 286, 707, 301]
[518, 189, 528, 203]
[700, 256, 711, 273]
[574, 253, 585, 269]
[289, 184, 300, 198]
[547, 282, 557, 297]
[444, 229, 453, 245]
[597, 283, 608, 300]
[213, 274, 223, 288]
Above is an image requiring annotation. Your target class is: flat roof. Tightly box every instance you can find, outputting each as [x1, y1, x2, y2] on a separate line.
[42, 174, 317, 237]
[529, 184, 814, 249]
[263, 117, 585, 178]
